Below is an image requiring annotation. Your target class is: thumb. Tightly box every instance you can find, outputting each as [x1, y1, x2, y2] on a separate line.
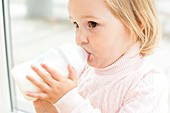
[68, 64, 77, 83]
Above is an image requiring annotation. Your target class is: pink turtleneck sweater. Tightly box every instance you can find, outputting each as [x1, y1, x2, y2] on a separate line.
[55, 43, 169, 113]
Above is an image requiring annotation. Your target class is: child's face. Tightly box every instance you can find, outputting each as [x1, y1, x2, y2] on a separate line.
[68, 0, 131, 68]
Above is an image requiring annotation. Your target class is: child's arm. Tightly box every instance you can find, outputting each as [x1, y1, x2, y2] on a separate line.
[26, 63, 102, 113]
[55, 87, 102, 113]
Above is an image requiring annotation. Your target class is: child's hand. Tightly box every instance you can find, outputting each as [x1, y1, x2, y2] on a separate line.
[26, 63, 77, 104]
[33, 99, 58, 113]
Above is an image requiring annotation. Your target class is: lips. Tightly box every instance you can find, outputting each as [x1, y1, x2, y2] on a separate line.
[82, 48, 91, 60]
[87, 53, 91, 60]
[84, 49, 91, 60]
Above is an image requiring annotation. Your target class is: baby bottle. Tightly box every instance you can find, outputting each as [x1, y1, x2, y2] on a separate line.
[11, 43, 87, 101]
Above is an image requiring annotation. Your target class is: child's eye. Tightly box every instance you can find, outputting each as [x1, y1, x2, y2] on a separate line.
[88, 21, 98, 28]
[73, 22, 79, 28]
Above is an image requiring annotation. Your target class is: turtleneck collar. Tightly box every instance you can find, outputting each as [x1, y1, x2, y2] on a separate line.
[93, 42, 143, 75]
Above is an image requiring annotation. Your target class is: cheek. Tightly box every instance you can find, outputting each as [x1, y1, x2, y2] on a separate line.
[108, 29, 131, 50]
[93, 46, 111, 60]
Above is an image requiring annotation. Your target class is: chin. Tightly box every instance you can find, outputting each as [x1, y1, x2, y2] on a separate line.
[87, 61, 104, 69]
[87, 60, 97, 67]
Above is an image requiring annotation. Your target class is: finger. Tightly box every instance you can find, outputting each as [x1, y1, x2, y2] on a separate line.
[25, 91, 48, 100]
[31, 65, 56, 86]
[41, 63, 63, 81]
[68, 64, 77, 83]
[26, 75, 51, 91]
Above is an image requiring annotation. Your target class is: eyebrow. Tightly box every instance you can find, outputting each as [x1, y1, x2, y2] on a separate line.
[82, 15, 100, 19]
[69, 15, 101, 20]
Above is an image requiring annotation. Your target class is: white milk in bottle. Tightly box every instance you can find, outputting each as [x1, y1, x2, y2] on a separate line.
[11, 43, 87, 101]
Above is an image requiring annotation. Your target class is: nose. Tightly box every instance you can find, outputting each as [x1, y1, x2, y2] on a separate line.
[76, 29, 88, 45]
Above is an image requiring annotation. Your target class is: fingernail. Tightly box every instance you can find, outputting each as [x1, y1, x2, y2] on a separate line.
[41, 62, 46, 66]
[25, 91, 29, 95]
[31, 64, 36, 68]
[26, 75, 29, 78]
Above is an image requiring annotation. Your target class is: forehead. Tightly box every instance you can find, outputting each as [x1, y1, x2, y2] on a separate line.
[68, 0, 112, 19]
[68, 0, 103, 6]
[68, 0, 113, 19]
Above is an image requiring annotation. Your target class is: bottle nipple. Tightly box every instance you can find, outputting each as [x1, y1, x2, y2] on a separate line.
[76, 46, 88, 62]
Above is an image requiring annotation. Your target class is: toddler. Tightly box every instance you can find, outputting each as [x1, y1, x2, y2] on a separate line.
[26, 0, 169, 113]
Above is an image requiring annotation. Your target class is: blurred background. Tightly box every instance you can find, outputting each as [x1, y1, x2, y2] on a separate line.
[7, 0, 170, 112]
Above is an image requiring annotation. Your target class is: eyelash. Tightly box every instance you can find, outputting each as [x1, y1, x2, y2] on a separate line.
[88, 21, 98, 28]
[73, 21, 99, 29]
[73, 22, 79, 28]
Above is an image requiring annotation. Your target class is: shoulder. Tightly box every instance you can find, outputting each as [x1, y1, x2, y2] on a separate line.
[127, 61, 169, 97]
[140, 62, 169, 92]
[122, 62, 169, 113]
[140, 61, 169, 86]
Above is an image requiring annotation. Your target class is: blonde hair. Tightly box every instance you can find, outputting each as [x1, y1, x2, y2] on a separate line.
[105, 0, 161, 56]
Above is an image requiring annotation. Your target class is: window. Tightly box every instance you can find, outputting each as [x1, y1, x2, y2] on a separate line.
[0, 0, 15, 113]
